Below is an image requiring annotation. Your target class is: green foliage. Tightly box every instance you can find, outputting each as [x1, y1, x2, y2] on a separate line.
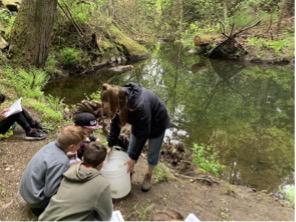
[67, 1, 97, 23]
[0, 128, 13, 139]
[279, 185, 295, 207]
[247, 35, 294, 56]
[44, 53, 59, 75]
[0, 9, 15, 38]
[85, 91, 101, 102]
[58, 47, 88, 68]
[2, 67, 48, 98]
[192, 143, 223, 176]
[0, 66, 65, 130]
[24, 96, 64, 130]
[154, 163, 172, 182]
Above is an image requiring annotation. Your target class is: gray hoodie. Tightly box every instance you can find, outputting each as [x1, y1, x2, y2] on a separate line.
[20, 141, 70, 207]
[39, 163, 113, 221]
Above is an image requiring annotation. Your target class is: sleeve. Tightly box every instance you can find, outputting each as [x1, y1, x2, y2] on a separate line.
[128, 105, 151, 161]
[107, 114, 121, 147]
[43, 163, 69, 198]
[94, 185, 113, 221]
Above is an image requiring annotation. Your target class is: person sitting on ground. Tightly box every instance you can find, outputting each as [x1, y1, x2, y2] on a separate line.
[101, 82, 170, 192]
[73, 112, 102, 159]
[19, 125, 85, 216]
[0, 93, 46, 140]
[39, 141, 113, 221]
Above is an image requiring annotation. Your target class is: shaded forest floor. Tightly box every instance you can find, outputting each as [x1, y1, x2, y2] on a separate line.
[0, 131, 294, 221]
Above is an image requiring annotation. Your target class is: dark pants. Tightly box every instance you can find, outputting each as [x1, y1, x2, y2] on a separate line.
[30, 198, 50, 216]
[0, 109, 34, 134]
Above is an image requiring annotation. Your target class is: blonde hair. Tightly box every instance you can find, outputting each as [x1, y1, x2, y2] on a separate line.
[57, 125, 85, 150]
[101, 83, 128, 126]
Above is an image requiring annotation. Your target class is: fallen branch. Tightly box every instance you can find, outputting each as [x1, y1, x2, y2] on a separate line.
[233, 20, 261, 38]
[173, 172, 219, 186]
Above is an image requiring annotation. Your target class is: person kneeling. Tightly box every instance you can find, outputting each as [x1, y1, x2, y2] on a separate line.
[20, 126, 85, 216]
[39, 141, 113, 221]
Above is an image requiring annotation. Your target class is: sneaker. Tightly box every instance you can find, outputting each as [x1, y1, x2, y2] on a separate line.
[32, 121, 48, 133]
[141, 173, 152, 192]
[24, 129, 47, 141]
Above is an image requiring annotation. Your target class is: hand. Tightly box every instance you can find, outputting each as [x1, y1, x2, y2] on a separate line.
[0, 108, 9, 120]
[126, 158, 136, 173]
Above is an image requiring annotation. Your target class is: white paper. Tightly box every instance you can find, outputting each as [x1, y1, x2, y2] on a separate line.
[4, 98, 22, 118]
[110, 210, 124, 222]
[185, 213, 200, 222]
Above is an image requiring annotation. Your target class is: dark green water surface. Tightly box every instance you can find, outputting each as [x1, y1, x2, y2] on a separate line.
[44, 43, 294, 191]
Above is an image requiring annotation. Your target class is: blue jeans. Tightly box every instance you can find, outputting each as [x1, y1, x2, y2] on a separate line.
[128, 132, 165, 166]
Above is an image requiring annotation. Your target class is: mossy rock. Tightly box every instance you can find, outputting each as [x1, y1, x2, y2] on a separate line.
[108, 25, 149, 61]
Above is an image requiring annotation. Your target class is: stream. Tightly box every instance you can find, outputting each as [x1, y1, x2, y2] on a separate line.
[44, 43, 294, 192]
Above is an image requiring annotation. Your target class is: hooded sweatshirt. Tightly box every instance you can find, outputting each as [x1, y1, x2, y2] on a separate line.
[108, 83, 170, 161]
[39, 163, 112, 221]
[20, 141, 70, 207]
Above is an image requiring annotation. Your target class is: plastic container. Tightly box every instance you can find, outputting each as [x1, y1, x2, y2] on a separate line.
[101, 147, 131, 199]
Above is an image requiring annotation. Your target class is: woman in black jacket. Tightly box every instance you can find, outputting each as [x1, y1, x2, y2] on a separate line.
[101, 83, 170, 192]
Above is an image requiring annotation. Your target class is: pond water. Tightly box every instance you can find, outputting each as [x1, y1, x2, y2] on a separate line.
[44, 43, 294, 191]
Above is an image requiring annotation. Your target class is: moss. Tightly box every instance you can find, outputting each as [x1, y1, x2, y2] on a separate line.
[108, 25, 148, 57]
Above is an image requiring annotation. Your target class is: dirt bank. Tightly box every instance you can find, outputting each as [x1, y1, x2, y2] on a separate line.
[0, 130, 294, 221]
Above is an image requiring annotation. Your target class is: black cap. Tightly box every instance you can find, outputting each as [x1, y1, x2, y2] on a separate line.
[73, 112, 102, 129]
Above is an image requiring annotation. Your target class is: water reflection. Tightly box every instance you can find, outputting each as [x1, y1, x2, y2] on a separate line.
[44, 43, 294, 191]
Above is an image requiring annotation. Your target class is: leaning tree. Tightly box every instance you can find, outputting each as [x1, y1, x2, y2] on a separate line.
[9, 0, 58, 68]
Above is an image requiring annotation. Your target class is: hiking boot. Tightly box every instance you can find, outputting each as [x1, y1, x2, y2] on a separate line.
[141, 173, 152, 192]
[24, 129, 47, 141]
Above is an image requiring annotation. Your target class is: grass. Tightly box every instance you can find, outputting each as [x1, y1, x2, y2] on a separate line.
[154, 163, 175, 183]
[0, 66, 65, 130]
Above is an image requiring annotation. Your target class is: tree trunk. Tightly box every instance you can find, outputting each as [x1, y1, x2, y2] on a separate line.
[9, 0, 58, 68]
[277, 0, 294, 32]
[171, 0, 183, 34]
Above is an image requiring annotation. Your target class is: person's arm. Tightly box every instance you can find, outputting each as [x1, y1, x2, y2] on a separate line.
[107, 114, 121, 147]
[94, 185, 113, 221]
[128, 106, 151, 161]
[43, 163, 69, 198]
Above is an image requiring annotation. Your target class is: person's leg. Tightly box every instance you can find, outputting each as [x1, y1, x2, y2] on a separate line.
[22, 108, 44, 130]
[1, 112, 46, 140]
[0, 113, 31, 134]
[127, 134, 137, 178]
[142, 132, 165, 192]
[30, 198, 50, 216]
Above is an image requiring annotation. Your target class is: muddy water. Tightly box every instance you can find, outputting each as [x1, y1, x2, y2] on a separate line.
[44, 43, 294, 191]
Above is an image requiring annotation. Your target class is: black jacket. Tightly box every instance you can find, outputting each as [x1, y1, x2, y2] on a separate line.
[108, 83, 170, 161]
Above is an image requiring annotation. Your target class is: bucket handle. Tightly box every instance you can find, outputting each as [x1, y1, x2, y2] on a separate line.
[113, 146, 123, 151]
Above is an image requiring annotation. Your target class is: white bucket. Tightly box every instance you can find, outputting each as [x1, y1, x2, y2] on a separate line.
[101, 147, 131, 199]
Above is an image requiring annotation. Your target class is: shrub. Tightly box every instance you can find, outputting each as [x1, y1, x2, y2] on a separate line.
[192, 143, 223, 176]
[154, 163, 173, 182]
[2, 67, 48, 98]
[58, 47, 87, 68]
[0, 9, 15, 38]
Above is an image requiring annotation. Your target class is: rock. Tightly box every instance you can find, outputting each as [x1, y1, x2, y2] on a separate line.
[4, 0, 22, 12]
[0, 35, 8, 49]
[107, 65, 133, 73]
